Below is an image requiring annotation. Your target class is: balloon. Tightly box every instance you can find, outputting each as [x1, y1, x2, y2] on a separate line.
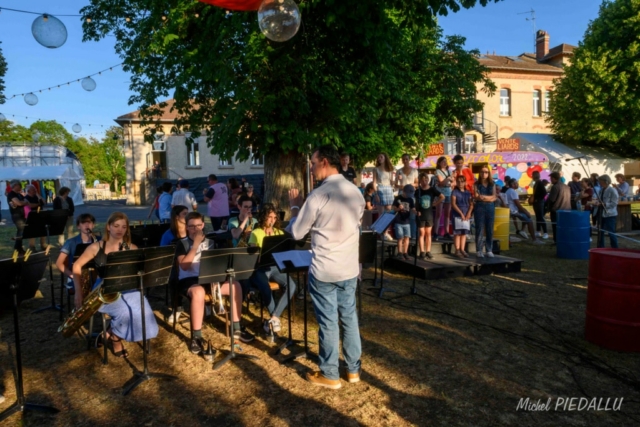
[516, 163, 528, 173]
[198, 0, 263, 11]
[258, 0, 301, 42]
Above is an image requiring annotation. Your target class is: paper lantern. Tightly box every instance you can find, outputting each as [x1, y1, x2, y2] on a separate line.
[24, 93, 39, 106]
[72, 123, 82, 133]
[81, 77, 97, 91]
[198, 0, 263, 11]
[32, 14, 68, 49]
[258, 0, 301, 42]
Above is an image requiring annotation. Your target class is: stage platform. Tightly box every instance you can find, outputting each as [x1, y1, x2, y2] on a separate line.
[380, 240, 522, 280]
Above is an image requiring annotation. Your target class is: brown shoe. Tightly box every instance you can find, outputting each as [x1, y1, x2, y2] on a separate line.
[345, 371, 361, 383]
[306, 371, 341, 389]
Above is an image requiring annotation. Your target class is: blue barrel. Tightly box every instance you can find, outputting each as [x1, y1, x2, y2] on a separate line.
[556, 210, 591, 259]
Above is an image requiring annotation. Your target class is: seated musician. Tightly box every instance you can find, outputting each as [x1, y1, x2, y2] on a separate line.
[228, 195, 258, 248]
[176, 212, 254, 355]
[160, 205, 189, 246]
[72, 212, 159, 358]
[55, 213, 100, 295]
[248, 203, 297, 334]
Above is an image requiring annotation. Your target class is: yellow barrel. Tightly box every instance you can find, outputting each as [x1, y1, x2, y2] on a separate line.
[493, 207, 510, 251]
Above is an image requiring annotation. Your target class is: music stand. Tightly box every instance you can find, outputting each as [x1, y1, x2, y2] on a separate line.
[367, 212, 397, 297]
[199, 247, 261, 371]
[0, 252, 59, 422]
[272, 250, 311, 364]
[358, 231, 377, 324]
[99, 246, 177, 395]
[26, 209, 69, 319]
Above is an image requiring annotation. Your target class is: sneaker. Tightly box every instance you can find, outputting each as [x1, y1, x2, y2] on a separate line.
[189, 337, 205, 354]
[533, 239, 545, 245]
[402, 253, 409, 261]
[535, 232, 541, 238]
[383, 234, 393, 241]
[542, 233, 549, 239]
[166, 311, 182, 324]
[454, 250, 464, 259]
[425, 252, 434, 260]
[486, 252, 495, 258]
[306, 371, 341, 389]
[269, 317, 281, 333]
[476, 251, 484, 258]
[345, 370, 361, 383]
[234, 328, 255, 343]
[396, 253, 404, 259]
[419, 251, 425, 259]
[516, 230, 528, 239]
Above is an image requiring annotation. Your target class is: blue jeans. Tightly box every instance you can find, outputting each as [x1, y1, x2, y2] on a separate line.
[251, 266, 297, 318]
[598, 216, 618, 248]
[474, 202, 495, 252]
[308, 274, 361, 380]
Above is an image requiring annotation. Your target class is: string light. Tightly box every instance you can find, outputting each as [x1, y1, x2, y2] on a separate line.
[0, 113, 111, 130]
[5, 64, 124, 101]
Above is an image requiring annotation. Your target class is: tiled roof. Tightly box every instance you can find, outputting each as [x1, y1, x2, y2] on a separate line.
[114, 99, 182, 123]
[543, 43, 576, 61]
[477, 54, 564, 73]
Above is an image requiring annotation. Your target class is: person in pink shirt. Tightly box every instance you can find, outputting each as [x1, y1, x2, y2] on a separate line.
[203, 174, 230, 231]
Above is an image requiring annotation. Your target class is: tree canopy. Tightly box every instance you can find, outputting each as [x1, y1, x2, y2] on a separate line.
[548, 0, 640, 157]
[81, 0, 498, 204]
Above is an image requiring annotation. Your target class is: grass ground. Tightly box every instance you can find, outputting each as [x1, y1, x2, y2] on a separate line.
[0, 212, 640, 426]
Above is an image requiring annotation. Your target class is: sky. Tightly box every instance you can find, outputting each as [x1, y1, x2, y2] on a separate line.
[0, 0, 604, 140]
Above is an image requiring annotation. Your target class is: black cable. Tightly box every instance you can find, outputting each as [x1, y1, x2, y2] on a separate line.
[0, 6, 81, 17]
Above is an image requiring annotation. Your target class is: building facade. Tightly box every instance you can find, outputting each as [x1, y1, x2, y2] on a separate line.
[464, 30, 575, 153]
[115, 100, 263, 205]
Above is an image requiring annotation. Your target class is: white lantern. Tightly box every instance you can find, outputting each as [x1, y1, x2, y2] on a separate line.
[258, 0, 301, 42]
[32, 14, 68, 49]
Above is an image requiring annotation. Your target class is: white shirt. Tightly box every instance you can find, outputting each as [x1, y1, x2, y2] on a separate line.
[506, 188, 520, 214]
[286, 174, 365, 282]
[172, 188, 198, 212]
[396, 167, 418, 188]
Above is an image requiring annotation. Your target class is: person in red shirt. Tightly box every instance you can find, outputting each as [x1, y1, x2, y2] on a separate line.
[452, 155, 475, 195]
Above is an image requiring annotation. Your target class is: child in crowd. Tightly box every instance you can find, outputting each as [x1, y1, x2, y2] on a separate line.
[392, 184, 416, 260]
[415, 173, 444, 260]
[451, 175, 474, 258]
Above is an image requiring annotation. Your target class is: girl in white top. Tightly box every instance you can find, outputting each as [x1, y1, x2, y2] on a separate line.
[395, 153, 419, 190]
[434, 156, 453, 240]
[372, 153, 395, 217]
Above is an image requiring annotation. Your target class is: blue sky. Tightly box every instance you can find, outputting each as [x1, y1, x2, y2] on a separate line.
[0, 0, 603, 140]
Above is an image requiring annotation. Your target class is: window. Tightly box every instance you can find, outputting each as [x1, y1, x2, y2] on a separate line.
[500, 89, 511, 116]
[219, 156, 234, 167]
[544, 91, 550, 113]
[533, 90, 542, 117]
[250, 150, 264, 166]
[187, 140, 200, 166]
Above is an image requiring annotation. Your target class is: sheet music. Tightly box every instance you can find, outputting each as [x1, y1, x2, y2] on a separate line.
[272, 250, 312, 271]
[370, 212, 397, 234]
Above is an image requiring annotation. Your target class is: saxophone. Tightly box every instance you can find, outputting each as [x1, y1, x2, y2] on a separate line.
[58, 240, 126, 338]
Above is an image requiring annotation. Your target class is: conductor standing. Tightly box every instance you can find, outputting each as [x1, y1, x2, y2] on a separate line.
[287, 145, 365, 389]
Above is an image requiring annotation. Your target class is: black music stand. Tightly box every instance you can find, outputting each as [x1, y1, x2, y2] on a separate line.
[358, 231, 377, 324]
[256, 234, 295, 341]
[26, 209, 69, 319]
[199, 247, 261, 371]
[367, 212, 397, 297]
[0, 252, 59, 423]
[272, 250, 311, 363]
[99, 246, 177, 395]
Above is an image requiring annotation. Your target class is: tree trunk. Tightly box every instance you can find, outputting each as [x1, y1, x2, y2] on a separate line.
[264, 151, 307, 219]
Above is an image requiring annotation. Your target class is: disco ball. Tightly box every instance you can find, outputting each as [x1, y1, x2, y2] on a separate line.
[72, 123, 82, 133]
[0, 113, 5, 122]
[258, 0, 301, 42]
[32, 14, 68, 49]
[81, 77, 97, 91]
[24, 93, 39, 106]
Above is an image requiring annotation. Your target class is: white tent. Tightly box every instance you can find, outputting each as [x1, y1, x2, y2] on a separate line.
[512, 133, 634, 180]
[0, 165, 84, 210]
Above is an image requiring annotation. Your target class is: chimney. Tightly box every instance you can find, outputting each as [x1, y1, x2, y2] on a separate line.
[536, 30, 549, 61]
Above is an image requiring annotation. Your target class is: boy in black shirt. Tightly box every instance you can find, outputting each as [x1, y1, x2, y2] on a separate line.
[393, 184, 416, 260]
[415, 173, 445, 260]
